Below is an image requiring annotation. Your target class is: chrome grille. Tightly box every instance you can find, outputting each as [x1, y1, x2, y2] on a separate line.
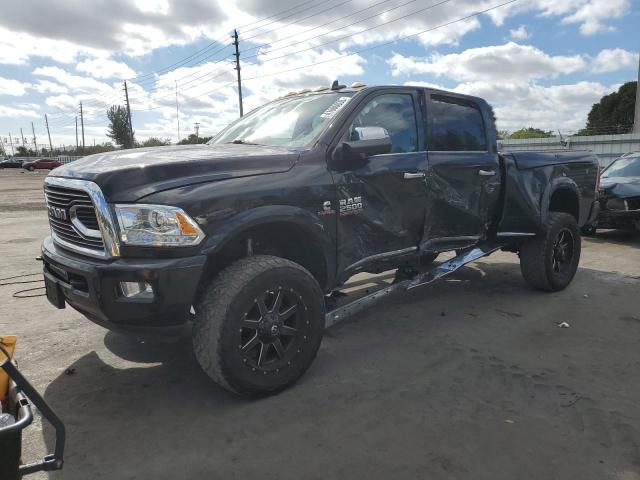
[44, 184, 104, 252]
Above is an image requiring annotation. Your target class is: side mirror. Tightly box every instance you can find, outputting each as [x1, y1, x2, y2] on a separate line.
[330, 126, 392, 171]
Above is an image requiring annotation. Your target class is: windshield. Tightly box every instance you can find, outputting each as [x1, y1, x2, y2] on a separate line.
[603, 155, 640, 178]
[210, 92, 354, 148]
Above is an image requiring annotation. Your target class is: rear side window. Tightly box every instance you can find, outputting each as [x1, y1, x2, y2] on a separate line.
[348, 94, 418, 153]
[428, 96, 487, 151]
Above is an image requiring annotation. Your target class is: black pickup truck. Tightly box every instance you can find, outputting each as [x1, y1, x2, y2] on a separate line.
[41, 84, 599, 396]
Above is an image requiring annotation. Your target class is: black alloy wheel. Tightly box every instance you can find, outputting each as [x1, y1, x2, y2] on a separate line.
[238, 287, 310, 372]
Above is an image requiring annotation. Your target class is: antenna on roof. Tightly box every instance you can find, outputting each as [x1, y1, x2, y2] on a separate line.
[331, 80, 346, 90]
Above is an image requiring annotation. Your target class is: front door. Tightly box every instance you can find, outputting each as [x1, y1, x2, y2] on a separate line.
[422, 93, 501, 251]
[330, 89, 428, 277]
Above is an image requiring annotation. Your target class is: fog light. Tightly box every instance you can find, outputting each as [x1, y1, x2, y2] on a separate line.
[120, 281, 153, 299]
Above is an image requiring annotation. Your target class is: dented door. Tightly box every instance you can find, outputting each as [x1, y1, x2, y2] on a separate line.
[330, 90, 428, 276]
[422, 94, 501, 250]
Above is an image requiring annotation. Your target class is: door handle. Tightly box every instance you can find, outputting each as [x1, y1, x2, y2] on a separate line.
[403, 172, 426, 179]
[478, 170, 496, 176]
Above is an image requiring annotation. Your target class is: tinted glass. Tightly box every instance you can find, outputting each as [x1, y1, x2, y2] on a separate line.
[212, 92, 354, 148]
[348, 94, 418, 153]
[603, 155, 640, 178]
[428, 97, 487, 151]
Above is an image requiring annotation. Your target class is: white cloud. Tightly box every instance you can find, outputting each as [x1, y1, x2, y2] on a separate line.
[561, 0, 630, 35]
[0, 105, 39, 118]
[388, 43, 587, 82]
[509, 25, 530, 40]
[76, 58, 136, 79]
[591, 48, 637, 73]
[0, 77, 30, 96]
[32, 80, 69, 95]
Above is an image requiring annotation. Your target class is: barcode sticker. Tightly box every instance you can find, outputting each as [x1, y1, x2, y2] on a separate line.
[320, 96, 351, 119]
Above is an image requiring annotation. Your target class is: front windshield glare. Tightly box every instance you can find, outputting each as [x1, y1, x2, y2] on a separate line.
[211, 93, 353, 148]
[603, 156, 640, 178]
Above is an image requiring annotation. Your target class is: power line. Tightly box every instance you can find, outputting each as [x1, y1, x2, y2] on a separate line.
[123, 0, 320, 83]
[132, 0, 520, 113]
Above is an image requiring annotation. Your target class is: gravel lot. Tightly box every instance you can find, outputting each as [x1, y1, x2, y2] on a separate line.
[1, 168, 639, 480]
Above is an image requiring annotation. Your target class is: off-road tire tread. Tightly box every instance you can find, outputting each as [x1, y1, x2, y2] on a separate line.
[519, 212, 580, 292]
[192, 255, 322, 395]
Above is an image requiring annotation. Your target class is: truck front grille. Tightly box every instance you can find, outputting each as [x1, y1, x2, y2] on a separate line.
[44, 184, 104, 252]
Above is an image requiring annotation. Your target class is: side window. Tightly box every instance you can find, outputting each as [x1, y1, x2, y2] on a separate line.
[428, 96, 487, 151]
[348, 94, 418, 153]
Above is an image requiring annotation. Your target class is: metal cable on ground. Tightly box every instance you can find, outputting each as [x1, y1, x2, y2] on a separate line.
[12, 287, 45, 299]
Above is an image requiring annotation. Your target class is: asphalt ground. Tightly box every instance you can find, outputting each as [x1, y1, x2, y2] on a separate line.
[1, 168, 639, 480]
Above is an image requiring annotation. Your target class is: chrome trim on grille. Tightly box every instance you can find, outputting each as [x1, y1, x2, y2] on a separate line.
[44, 177, 120, 259]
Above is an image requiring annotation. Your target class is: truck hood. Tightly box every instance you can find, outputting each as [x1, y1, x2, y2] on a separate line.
[50, 143, 299, 202]
[600, 176, 640, 198]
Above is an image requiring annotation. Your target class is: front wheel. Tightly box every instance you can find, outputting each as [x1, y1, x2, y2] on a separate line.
[519, 212, 581, 292]
[192, 255, 325, 396]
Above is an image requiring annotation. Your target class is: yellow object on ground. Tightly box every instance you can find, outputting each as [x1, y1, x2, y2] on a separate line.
[0, 335, 17, 401]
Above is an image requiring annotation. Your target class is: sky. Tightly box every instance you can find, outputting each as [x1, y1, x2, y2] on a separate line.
[0, 0, 638, 151]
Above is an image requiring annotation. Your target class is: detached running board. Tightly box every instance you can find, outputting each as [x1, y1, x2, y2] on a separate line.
[325, 240, 509, 328]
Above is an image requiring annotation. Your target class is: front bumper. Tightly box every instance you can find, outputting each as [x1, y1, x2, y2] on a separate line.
[41, 236, 207, 332]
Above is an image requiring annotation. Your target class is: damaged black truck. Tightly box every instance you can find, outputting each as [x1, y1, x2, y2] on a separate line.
[41, 84, 600, 396]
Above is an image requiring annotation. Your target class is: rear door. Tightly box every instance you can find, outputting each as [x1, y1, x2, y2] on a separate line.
[422, 93, 501, 251]
[331, 89, 428, 276]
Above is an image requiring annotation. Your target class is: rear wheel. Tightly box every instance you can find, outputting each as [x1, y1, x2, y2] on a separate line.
[192, 255, 325, 396]
[519, 212, 581, 292]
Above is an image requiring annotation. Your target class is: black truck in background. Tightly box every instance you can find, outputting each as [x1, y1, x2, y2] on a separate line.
[40, 84, 599, 396]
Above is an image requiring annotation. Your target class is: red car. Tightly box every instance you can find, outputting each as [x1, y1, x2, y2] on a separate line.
[22, 159, 61, 171]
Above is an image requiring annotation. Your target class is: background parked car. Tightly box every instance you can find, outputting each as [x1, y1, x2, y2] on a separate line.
[22, 159, 61, 171]
[0, 158, 23, 169]
[590, 152, 640, 233]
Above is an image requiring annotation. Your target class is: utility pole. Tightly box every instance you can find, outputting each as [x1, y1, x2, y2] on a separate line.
[634, 52, 640, 134]
[75, 116, 79, 151]
[123, 80, 134, 146]
[20, 128, 25, 147]
[194, 122, 200, 141]
[233, 29, 243, 117]
[175, 80, 181, 142]
[44, 115, 54, 154]
[31, 122, 37, 153]
[8, 132, 14, 156]
[79, 102, 85, 152]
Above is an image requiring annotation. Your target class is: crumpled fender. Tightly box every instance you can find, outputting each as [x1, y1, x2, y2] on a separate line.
[200, 205, 336, 286]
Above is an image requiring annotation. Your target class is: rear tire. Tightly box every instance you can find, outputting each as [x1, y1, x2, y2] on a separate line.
[192, 255, 325, 396]
[519, 213, 581, 292]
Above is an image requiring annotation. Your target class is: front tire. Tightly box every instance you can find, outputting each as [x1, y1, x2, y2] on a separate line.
[519, 213, 581, 292]
[193, 255, 325, 396]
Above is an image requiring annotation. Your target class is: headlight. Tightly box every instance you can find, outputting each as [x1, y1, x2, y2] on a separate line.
[605, 198, 628, 211]
[114, 204, 205, 247]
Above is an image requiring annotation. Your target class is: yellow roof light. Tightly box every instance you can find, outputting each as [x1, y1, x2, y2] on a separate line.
[297, 88, 311, 94]
[350, 82, 366, 88]
[284, 91, 297, 97]
[314, 85, 330, 92]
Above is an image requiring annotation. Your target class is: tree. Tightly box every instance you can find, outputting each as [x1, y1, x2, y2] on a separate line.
[177, 133, 212, 145]
[507, 128, 554, 139]
[578, 81, 637, 135]
[15, 146, 29, 157]
[106, 105, 134, 148]
[139, 137, 171, 147]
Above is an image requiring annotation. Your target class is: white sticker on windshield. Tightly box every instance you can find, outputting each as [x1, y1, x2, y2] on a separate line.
[320, 96, 351, 119]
